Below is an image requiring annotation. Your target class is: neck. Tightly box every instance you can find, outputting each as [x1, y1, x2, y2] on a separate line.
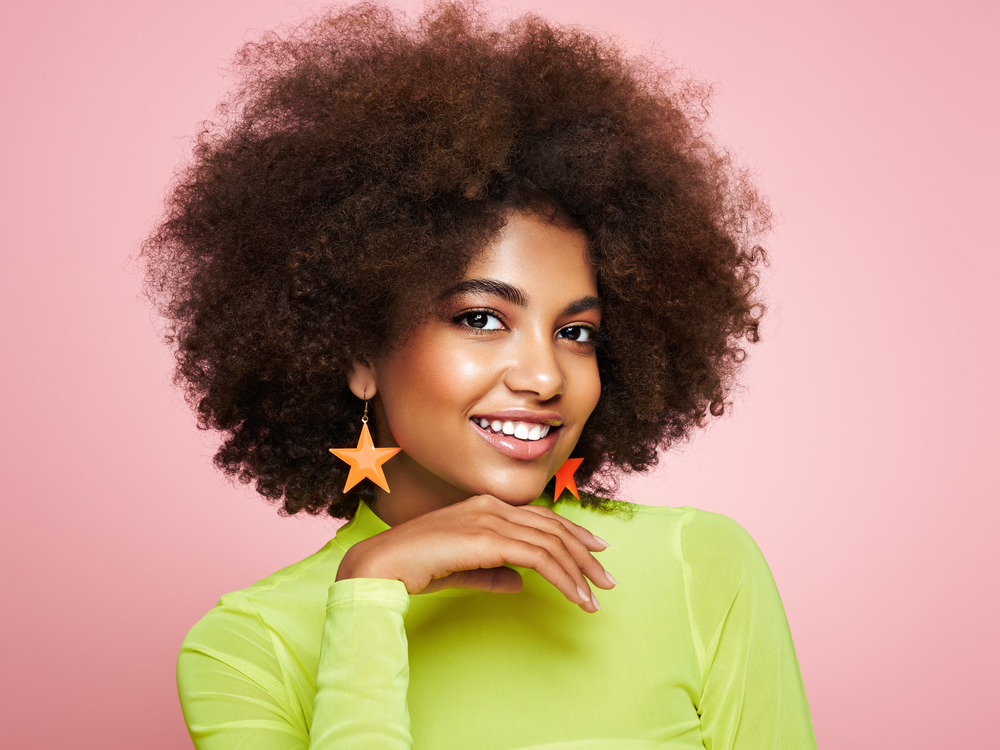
[369, 451, 473, 527]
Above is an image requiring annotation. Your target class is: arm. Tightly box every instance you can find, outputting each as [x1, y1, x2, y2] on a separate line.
[177, 579, 413, 750]
[309, 578, 412, 748]
[177, 496, 612, 748]
[682, 512, 817, 750]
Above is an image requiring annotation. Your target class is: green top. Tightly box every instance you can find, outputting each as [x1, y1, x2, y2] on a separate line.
[178, 496, 817, 749]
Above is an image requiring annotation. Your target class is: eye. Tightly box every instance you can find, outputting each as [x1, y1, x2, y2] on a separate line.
[457, 310, 505, 331]
[558, 325, 595, 342]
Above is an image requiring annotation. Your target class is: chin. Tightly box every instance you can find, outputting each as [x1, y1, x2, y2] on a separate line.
[479, 481, 549, 506]
[501, 495, 542, 506]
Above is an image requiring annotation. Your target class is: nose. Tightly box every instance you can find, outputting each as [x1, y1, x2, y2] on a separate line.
[502, 334, 566, 401]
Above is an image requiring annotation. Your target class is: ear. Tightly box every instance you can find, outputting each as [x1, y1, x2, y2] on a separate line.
[347, 361, 378, 401]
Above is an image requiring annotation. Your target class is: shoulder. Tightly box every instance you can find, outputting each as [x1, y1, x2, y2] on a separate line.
[181, 537, 344, 655]
[672, 506, 766, 566]
[565, 499, 771, 584]
[668, 507, 774, 595]
[664, 509, 785, 634]
[564, 499, 760, 553]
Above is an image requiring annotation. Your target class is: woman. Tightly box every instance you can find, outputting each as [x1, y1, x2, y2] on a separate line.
[143, 2, 816, 747]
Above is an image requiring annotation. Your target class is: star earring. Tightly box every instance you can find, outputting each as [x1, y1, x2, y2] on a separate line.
[553, 458, 584, 500]
[329, 400, 401, 492]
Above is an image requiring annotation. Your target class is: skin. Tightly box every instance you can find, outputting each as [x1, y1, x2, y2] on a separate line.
[340, 211, 618, 612]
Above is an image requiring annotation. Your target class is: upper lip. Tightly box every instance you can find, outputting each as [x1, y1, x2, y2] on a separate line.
[470, 409, 564, 427]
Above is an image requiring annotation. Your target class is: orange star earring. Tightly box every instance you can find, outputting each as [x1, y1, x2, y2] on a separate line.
[329, 400, 401, 492]
[553, 457, 584, 500]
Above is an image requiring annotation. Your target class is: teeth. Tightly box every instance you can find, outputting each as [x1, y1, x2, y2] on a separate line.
[474, 419, 557, 441]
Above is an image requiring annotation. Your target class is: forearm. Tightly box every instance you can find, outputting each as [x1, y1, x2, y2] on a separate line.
[309, 577, 413, 749]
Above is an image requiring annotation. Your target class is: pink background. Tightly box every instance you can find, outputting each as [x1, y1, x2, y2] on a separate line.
[2, 1, 997, 747]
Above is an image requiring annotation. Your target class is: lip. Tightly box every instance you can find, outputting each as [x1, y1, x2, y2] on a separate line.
[471, 419, 561, 461]
[469, 409, 564, 427]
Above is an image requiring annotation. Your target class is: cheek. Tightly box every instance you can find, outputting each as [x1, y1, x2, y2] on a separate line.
[394, 346, 450, 401]
[400, 339, 489, 401]
[378, 334, 495, 434]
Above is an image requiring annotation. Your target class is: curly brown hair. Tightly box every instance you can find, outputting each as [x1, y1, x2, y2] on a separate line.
[141, 1, 771, 519]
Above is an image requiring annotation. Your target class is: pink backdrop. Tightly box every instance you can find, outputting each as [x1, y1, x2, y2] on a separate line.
[2, 1, 997, 747]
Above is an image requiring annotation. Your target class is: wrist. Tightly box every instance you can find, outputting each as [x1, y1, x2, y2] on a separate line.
[336, 543, 394, 583]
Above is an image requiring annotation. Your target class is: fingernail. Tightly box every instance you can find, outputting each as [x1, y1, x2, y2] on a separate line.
[605, 570, 618, 586]
[593, 535, 609, 548]
[576, 586, 590, 603]
[592, 591, 601, 611]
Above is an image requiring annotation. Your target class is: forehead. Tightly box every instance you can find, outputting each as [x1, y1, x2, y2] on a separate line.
[462, 212, 596, 296]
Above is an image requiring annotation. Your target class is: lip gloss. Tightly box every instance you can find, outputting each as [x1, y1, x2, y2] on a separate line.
[470, 419, 560, 460]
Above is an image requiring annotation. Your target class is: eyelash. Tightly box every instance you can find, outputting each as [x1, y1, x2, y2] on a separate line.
[453, 308, 599, 345]
[454, 308, 505, 332]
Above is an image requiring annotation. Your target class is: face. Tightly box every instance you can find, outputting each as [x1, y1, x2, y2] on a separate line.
[355, 210, 602, 523]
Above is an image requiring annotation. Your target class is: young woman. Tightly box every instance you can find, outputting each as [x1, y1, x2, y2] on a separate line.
[143, 2, 816, 747]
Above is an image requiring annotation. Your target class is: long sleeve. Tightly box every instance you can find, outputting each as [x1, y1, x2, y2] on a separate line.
[177, 500, 817, 749]
[309, 578, 412, 748]
[682, 512, 817, 750]
[177, 577, 413, 749]
[177, 597, 311, 748]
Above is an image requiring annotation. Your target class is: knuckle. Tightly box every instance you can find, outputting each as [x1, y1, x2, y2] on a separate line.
[530, 545, 556, 566]
[474, 494, 504, 514]
[472, 526, 497, 544]
[542, 530, 570, 555]
[541, 517, 571, 537]
[470, 494, 491, 509]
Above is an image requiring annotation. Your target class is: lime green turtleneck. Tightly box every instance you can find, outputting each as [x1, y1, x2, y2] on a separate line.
[178, 497, 816, 749]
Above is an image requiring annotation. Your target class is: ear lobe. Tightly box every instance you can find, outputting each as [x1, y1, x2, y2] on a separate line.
[347, 361, 377, 401]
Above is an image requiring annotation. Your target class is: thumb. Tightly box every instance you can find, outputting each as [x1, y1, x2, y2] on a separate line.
[420, 567, 523, 594]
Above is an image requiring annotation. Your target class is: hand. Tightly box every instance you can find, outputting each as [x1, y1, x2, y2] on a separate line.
[336, 495, 616, 612]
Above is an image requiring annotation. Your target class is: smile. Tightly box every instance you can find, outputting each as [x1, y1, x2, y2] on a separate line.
[471, 418, 552, 441]
[469, 416, 562, 460]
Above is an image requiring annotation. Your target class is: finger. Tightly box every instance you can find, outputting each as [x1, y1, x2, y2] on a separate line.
[518, 505, 609, 551]
[506, 509, 617, 590]
[486, 522, 599, 612]
[419, 567, 523, 595]
[497, 536, 600, 612]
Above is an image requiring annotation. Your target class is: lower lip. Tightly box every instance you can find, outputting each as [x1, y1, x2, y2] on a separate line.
[471, 420, 560, 461]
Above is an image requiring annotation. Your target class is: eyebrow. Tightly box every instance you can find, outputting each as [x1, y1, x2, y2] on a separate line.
[564, 295, 602, 316]
[442, 279, 527, 306]
[441, 278, 601, 317]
